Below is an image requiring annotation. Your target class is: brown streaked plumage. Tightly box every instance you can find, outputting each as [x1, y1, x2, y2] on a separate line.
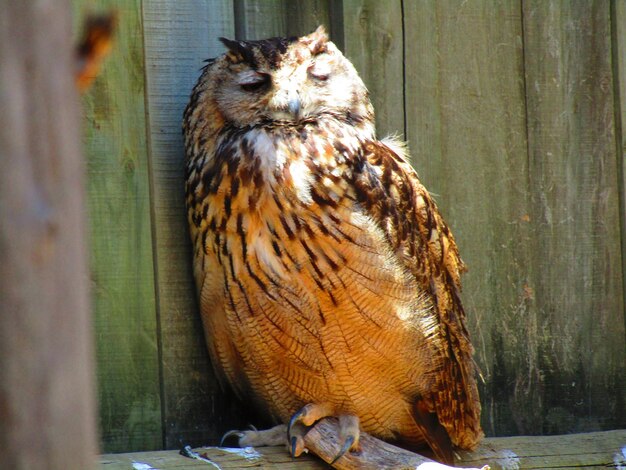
[183, 26, 482, 464]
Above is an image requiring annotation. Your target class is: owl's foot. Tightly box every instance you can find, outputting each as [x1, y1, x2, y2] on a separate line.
[220, 424, 287, 447]
[288, 403, 362, 463]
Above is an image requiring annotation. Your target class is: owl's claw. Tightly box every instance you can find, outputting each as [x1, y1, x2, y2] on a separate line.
[290, 435, 308, 457]
[288, 403, 334, 434]
[330, 434, 355, 465]
[219, 429, 243, 447]
[290, 435, 297, 456]
[219, 424, 287, 448]
[220, 424, 257, 446]
[288, 419, 308, 457]
[287, 404, 361, 462]
[287, 411, 301, 444]
[330, 415, 361, 463]
[287, 403, 334, 457]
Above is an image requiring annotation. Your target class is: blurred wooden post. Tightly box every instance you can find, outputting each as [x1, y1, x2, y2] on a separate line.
[0, 1, 97, 469]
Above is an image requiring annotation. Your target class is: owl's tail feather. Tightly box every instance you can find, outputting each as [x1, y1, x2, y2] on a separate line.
[410, 399, 455, 465]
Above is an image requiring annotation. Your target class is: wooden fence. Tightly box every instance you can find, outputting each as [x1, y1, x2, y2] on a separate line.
[72, 0, 626, 453]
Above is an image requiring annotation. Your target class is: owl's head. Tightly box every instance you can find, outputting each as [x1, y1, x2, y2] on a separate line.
[193, 26, 374, 131]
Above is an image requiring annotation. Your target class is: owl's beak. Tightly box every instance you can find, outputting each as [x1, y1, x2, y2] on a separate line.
[288, 96, 301, 119]
[270, 88, 302, 121]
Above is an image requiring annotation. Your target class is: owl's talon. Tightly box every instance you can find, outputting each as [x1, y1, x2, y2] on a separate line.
[287, 405, 312, 449]
[328, 415, 361, 464]
[291, 435, 308, 457]
[287, 405, 362, 462]
[289, 403, 333, 433]
[290, 435, 297, 456]
[330, 434, 355, 464]
[290, 435, 308, 457]
[288, 404, 335, 457]
[219, 424, 288, 448]
[219, 429, 243, 447]
[287, 413, 299, 443]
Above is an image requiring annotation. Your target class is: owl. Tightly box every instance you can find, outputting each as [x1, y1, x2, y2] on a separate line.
[183, 26, 482, 465]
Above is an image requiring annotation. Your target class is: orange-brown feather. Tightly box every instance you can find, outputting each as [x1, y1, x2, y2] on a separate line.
[353, 141, 483, 452]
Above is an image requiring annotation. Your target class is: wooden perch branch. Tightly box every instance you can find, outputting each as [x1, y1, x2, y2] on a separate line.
[303, 418, 489, 470]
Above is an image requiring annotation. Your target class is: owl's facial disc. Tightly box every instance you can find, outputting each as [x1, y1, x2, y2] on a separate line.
[214, 26, 372, 127]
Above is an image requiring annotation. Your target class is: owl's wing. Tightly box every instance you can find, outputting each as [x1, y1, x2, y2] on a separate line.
[352, 139, 483, 453]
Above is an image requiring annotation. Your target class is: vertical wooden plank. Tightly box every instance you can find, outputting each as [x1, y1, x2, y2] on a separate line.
[613, 0, 626, 342]
[73, 0, 162, 452]
[234, 1, 331, 42]
[403, 2, 443, 184]
[284, 1, 332, 37]
[0, 0, 97, 468]
[523, 0, 626, 433]
[404, 0, 532, 436]
[234, 0, 287, 39]
[339, 0, 404, 138]
[141, 0, 242, 448]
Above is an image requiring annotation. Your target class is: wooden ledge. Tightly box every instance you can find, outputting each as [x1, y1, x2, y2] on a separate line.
[100, 428, 626, 469]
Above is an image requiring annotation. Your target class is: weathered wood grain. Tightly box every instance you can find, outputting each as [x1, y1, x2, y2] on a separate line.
[340, 0, 405, 138]
[403, 0, 532, 436]
[613, 0, 626, 343]
[100, 429, 626, 469]
[459, 429, 626, 469]
[234, 0, 288, 39]
[100, 446, 325, 470]
[141, 0, 242, 449]
[74, 0, 162, 452]
[284, 0, 331, 38]
[522, 0, 626, 434]
[234, 0, 331, 40]
[0, 0, 97, 468]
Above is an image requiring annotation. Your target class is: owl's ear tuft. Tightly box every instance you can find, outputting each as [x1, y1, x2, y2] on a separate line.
[302, 25, 329, 55]
[220, 37, 256, 65]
